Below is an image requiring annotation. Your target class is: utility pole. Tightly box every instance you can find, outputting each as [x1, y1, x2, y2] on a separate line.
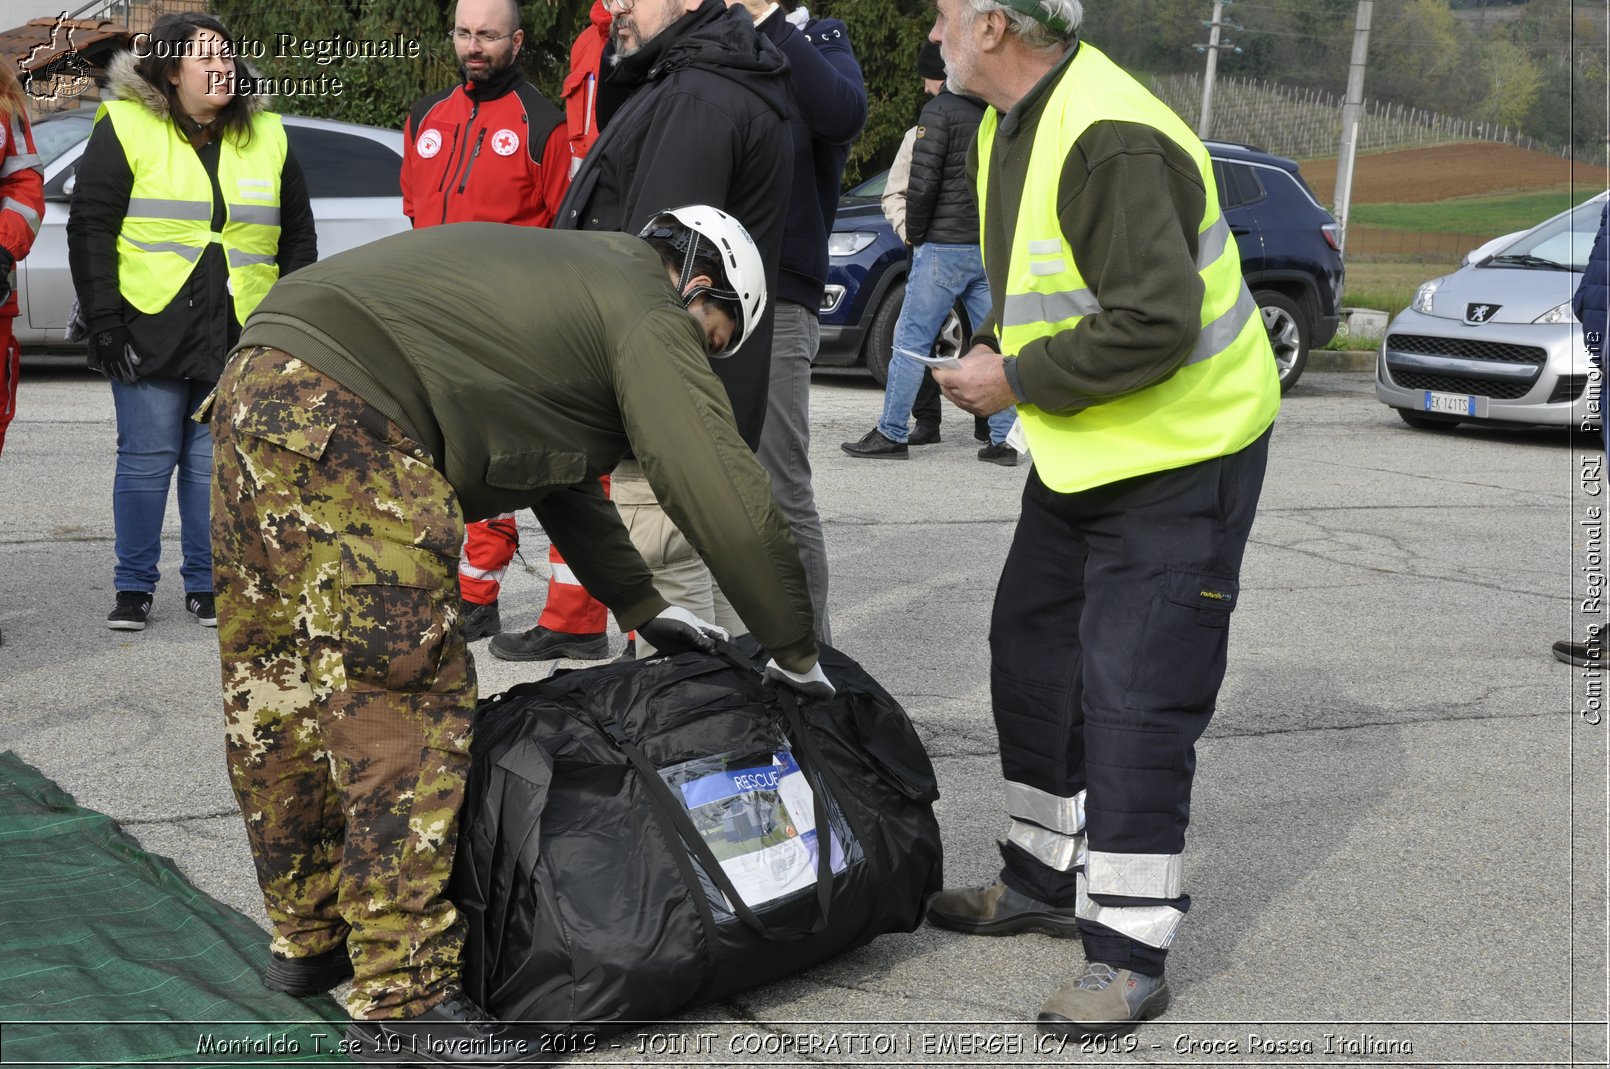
[1197, 0, 1225, 139]
[1195, 0, 1242, 141]
[1332, 0, 1373, 257]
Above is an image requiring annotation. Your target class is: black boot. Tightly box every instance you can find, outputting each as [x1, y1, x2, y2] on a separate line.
[345, 991, 528, 1065]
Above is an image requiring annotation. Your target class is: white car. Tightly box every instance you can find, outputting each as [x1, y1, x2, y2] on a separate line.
[1375, 191, 1607, 430]
[15, 109, 410, 350]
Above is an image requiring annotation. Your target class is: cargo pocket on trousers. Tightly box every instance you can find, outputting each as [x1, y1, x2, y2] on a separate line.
[339, 537, 453, 693]
[1124, 569, 1238, 714]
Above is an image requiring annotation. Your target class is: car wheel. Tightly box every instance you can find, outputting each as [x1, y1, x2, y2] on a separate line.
[862, 278, 905, 386]
[1395, 408, 1461, 431]
[1254, 289, 1308, 394]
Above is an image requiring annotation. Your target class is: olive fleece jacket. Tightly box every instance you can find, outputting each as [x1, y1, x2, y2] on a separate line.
[236, 224, 818, 671]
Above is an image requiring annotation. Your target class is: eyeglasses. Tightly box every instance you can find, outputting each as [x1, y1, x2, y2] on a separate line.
[448, 29, 515, 46]
[601, 0, 635, 12]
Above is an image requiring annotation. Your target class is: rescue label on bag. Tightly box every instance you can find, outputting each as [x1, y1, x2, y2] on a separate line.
[665, 750, 847, 909]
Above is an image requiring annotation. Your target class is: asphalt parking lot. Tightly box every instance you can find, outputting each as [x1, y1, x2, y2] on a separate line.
[0, 364, 1603, 1066]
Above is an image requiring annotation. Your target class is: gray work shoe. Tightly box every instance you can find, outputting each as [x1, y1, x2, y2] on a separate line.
[1037, 963, 1171, 1037]
[925, 879, 1081, 937]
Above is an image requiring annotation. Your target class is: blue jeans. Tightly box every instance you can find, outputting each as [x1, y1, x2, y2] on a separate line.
[878, 242, 1015, 445]
[110, 375, 214, 594]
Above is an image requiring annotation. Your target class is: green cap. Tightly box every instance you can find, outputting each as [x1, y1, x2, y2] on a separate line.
[993, 0, 1075, 35]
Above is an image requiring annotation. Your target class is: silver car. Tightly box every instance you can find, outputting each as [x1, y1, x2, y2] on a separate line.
[1375, 192, 1606, 430]
[15, 110, 410, 350]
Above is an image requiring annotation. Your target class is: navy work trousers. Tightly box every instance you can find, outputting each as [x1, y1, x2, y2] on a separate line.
[989, 429, 1270, 973]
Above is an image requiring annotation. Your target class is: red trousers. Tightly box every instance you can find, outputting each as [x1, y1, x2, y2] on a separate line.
[0, 323, 17, 457]
[457, 476, 609, 634]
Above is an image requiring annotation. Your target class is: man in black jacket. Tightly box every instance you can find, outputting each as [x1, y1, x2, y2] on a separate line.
[504, 0, 794, 658]
[728, 0, 865, 644]
[842, 44, 1017, 465]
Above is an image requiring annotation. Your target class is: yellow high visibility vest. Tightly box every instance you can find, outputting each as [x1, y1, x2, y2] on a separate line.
[96, 102, 286, 324]
[977, 43, 1279, 493]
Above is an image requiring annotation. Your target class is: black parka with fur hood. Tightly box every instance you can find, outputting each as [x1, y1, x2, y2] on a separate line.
[67, 51, 317, 382]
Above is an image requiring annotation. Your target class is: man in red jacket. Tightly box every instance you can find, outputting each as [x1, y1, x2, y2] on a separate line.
[404, 0, 617, 660]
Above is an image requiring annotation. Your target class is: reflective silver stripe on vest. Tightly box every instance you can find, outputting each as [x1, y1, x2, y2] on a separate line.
[1007, 821, 1085, 872]
[2, 197, 41, 234]
[126, 197, 212, 220]
[227, 204, 281, 226]
[0, 154, 41, 178]
[1005, 781, 1085, 835]
[1198, 215, 1232, 267]
[1002, 286, 1101, 328]
[1086, 850, 1183, 899]
[1002, 216, 1239, 330]
[1181, 284, 1258, 369]
[122, 237, 202, 262]
[227, 249, 277, 268]
[1074, 879, 1185, 948]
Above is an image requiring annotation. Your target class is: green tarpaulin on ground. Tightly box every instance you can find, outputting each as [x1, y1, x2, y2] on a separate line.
[0, 751, 351, 1067]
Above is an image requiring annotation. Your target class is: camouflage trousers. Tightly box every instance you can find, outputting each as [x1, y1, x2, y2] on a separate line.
[207, 346, 475, 1020]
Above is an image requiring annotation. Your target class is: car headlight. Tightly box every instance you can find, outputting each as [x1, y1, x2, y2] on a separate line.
[1411, 277, 1444, 315]
[1534, 301, 1576, 325]
[828, 232, 876, 257]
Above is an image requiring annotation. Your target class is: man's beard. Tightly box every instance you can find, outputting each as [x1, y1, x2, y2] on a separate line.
[464, 53, 511, 83]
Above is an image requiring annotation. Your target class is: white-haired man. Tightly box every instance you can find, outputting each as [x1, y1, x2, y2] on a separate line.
[924, 0, 1280, 1038]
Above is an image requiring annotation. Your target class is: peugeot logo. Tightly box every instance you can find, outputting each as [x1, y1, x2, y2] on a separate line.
[1466, 303, 1501, 323]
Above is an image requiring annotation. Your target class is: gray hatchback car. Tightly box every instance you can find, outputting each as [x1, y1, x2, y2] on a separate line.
[1375, 192, 1606, 430]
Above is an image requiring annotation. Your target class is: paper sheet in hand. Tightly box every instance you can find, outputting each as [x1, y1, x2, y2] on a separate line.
[670, 750, 846, 909]
[909, 353, 962, 370]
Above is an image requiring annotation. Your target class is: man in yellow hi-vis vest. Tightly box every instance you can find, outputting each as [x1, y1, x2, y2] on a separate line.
[924, 0, 1280, 1039]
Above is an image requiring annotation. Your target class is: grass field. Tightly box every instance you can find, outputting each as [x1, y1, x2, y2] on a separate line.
[1348, 190, 1581, 235]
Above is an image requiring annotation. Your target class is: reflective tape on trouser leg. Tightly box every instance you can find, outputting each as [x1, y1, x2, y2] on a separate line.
[1075, 879, 1185, 949]
[1086, 850, 1183, 900]
[1004, 782, 1086, 871]
[1007, 821, 1086, 872]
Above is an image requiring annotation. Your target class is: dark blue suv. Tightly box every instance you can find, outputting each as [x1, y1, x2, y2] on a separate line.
[815, 140, 1343, 393]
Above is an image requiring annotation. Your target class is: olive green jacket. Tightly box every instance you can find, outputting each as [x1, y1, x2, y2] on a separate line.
[237, 224, 817, 671]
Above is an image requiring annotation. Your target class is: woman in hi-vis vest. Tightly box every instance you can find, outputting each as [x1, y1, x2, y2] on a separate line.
[68, 12, 316, 632]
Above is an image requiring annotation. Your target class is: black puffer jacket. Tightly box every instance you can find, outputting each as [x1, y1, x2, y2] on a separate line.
[67, 51, 316, 382]
[556, 0, 794, 449]
[906, 88, 985, 248]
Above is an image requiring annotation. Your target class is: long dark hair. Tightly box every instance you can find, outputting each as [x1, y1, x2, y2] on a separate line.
[134, 12, 256, 144]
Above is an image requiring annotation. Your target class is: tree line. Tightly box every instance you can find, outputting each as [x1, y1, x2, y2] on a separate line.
[214, 0, 1605, 186]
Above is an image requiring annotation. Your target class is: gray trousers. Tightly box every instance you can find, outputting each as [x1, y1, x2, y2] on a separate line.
[754, 300, 831, 643]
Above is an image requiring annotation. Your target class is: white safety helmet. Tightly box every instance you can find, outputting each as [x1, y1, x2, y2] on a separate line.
[638, 205, 767, 358]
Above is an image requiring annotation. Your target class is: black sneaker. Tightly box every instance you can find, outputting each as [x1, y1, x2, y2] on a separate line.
[107, 591, 153, 631]
[978, 442, 1020, 466]
[345, 989, 526, 1065]
[841, 428, 908, 459]
[908, 422, 942, 445]
[1553, 625, 1604, 667]
[487, 625, 609, 662]
[460, 598, 501, 641]
[185, 591, 217, 627]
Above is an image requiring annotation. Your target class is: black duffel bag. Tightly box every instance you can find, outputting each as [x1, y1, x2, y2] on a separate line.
[450, 641, 943, 1032]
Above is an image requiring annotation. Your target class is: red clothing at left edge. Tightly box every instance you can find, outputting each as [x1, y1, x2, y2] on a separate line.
[402, 66, 568, 228]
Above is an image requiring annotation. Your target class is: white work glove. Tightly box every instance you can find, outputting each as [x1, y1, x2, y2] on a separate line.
[764, 658, 835, 700]
[637, 605, 730, 655]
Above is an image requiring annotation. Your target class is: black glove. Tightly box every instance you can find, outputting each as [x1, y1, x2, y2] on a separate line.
[637, 606, 729, 656]
[0, 247, 13, 307]
[87, 325, 142, 385]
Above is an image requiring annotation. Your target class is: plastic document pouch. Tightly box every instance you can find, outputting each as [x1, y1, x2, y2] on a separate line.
[660, 748, 850, 911]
